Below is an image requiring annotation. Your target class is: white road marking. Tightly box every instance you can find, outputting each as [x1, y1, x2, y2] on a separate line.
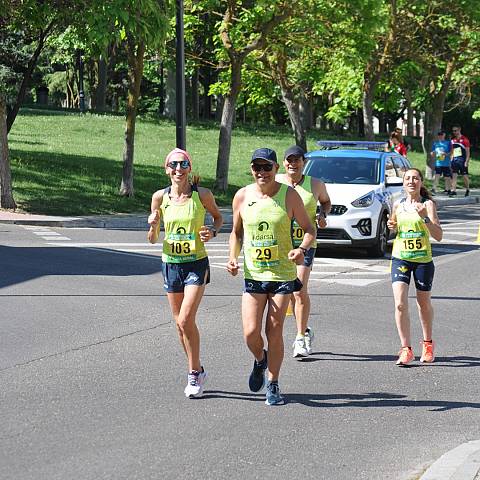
[311, 278, 382, 286]
[42, 236, 72, 241]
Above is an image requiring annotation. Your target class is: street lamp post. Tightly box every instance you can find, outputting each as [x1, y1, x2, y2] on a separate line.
[77, 49, 86, 113]
[175, 0, 186, 149]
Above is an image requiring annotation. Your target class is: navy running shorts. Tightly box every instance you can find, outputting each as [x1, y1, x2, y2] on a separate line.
[434, 165, 452, 177]
[391, 257, 435, 291]
[451, 161, 468, 175]
[244, 278, 303, 295]
[161, 257, 210, 293]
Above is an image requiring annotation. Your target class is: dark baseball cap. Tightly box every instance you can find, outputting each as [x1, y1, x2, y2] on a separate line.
[251, 148, 278, 164]
[284, 145, 306, 159]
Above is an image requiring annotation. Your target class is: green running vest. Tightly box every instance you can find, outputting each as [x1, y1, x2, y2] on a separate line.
[277, 174, 317, 248]
[242, 183, 296, 282]
[160, 187, 207, 263]
[392, 200, 432, 263]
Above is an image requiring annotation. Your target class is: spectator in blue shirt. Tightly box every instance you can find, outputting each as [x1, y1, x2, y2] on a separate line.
[430, 131, 452, 195]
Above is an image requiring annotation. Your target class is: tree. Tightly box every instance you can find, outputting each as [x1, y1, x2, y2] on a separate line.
[2, 0, 83, 133]
[211, 0, 294, 192]
[82, 0, 171, 197]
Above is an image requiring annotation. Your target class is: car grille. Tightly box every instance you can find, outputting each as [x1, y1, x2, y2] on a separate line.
[329, 205, 347, 215]
[316, 229, 351, 240]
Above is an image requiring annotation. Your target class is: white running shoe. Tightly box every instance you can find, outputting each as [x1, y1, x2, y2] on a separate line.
[184, 368, 207, 398]
[304, 327, 314, 355]
[293, 337, 308, 359]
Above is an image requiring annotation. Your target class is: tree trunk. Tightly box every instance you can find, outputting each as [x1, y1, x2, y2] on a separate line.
[362, 83, 376, 140]
[191, 68, 199, 121]
[0, 96, 16, 210]
[119, 39, 145, 197]
[280, 87, 306, 151]
[215, 59, 242, 192]
[7, 22, 53, 133]
[405, 89, 414, 136]
[96, 56, 108, 111]
[422, 58, 456, 179]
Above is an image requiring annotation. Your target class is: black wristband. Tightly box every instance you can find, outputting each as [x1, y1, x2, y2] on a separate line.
[298, 246, 308, 255]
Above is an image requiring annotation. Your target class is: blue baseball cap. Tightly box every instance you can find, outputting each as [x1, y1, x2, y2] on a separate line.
[251, 148, 278, 164]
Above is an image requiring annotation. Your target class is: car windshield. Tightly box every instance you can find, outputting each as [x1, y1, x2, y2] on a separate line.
[305, 156, 380, 184]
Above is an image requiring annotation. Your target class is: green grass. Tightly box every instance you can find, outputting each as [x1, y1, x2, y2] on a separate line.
[7, 108, 479, 215]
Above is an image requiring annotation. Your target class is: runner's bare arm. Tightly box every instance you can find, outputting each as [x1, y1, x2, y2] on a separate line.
[226, 188, 245, 275]
[198, 187, 224, 242]
[421, 200, 443, 242]
[312, 178, 331, 227]
[387, 202, 398, 231]
[147, 189, 164, 244]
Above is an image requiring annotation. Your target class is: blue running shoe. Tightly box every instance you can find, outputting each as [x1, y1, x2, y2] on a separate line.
[265, 381, 283, 406]
[249, 349, 267, 392]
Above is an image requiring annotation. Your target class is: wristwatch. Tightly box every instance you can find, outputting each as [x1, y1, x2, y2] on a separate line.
[210, 228, 217, 237]
[423, 216, 431, 224]
[298, 246, 308, 255]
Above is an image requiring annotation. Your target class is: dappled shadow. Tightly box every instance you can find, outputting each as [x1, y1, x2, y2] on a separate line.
[9, 149, 164, 215]
[200, 390, 480, 411]
[10, 148, 240, 215]
[0, 245, 162, 289]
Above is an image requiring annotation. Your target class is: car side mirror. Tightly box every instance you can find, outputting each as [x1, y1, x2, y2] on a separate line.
[385, 176, 403, 187]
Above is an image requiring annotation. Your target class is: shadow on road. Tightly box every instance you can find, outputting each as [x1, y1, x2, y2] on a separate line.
[302, 352, 480, 368]
[0, 246, 162, 289]
[200, 390, 480, 411]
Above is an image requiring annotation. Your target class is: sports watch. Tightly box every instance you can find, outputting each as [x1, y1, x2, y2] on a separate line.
[423, 216, 431, 224]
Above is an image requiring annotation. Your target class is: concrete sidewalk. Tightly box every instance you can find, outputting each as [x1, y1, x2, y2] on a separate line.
[0, 190, 477, 229]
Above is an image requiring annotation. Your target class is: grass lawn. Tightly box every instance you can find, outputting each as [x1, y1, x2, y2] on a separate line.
[7, 108, 479, 215]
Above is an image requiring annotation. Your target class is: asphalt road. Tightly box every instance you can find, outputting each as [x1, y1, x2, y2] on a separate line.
[1, 204, 479, 480]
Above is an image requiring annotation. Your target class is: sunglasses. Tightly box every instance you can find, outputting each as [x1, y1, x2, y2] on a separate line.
[167, 160, 190, 169]
[251, 162, 274, 172]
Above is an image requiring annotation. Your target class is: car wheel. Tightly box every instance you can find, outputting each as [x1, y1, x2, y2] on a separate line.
[366, 215, 388, 257]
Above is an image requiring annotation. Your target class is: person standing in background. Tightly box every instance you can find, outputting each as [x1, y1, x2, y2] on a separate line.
[430, 131, 452, 195]
[450, 125, 470, 197]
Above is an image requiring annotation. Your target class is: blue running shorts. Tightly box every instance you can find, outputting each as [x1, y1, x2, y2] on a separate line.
[162, 257, 210, 293]
[391, 257, 435, 292]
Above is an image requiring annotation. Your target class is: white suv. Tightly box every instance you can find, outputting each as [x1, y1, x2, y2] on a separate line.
[304, 141, 411, 257]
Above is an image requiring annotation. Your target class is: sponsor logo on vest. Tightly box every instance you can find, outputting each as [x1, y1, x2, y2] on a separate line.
[258, 221, 269, 231]
[248, 201, 257, 207]
[176, 227, 187, 234]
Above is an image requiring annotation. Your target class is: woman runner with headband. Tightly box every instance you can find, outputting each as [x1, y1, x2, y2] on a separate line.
[148, 148, 223, 397]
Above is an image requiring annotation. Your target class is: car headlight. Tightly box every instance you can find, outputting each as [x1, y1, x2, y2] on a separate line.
[351, 191, 375, 208]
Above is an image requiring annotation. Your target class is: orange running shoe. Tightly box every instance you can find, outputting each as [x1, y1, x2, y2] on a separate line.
[420, 341, 435, 363]
[396, 347, 414, 366]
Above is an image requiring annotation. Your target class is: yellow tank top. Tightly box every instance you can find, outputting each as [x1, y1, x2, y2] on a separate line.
[241, 183, 296, 282]
[277, 175, 317, 248]
[392, 200, 432, 263]
[160, 186, 207, 263]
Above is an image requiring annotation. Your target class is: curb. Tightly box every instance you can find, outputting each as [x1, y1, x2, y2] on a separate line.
[0, 197, 477, 229]
[419, 440, 480, 480]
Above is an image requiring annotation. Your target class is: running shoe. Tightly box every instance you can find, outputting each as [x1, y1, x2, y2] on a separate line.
[293, 336, 308, 359]
[396, 347, 414, 366]
[431, 188, 436, 195]
[420, 341, 435, 363]
[265, 381, 284, 406]
[448, 191, 457, 196]
[249, 350, 267, 392]
[304, 327, 314, 355]
[465, 189, 470, 197]
[184, 367, 207, 398]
